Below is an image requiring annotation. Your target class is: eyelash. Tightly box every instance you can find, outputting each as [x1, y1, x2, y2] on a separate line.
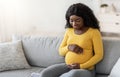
[70, 20, 81, 22]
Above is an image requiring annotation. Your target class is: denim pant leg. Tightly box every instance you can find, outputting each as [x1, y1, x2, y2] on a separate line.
[60, 69, 95, 77]
[40, 63, 70, 77]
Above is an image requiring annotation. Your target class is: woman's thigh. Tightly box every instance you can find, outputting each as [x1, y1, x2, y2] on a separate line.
[40, 63, 70, 77]
[60, 69, 95, 77]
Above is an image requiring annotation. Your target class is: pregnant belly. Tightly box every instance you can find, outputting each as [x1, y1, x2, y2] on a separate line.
[65, 51, 92, 64]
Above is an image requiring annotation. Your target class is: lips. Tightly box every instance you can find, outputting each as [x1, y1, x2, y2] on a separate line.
[73, 25, 78, 28]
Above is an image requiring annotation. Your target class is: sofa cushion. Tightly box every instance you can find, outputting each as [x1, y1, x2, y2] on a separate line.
[12, 35, 65, 67]
[0, 40, 31, 72]
[96, 37, 120, 74]
[108, 57, 120, 77]
[0, 66, 44, 77]
[96, 75, 108, 77]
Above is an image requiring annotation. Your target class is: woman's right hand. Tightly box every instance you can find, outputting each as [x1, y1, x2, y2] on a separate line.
[67, 63, 80, 69]
[68, 44, 83, 54]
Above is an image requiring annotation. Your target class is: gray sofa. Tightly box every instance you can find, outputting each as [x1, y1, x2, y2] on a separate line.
[0, 35, 120, 77]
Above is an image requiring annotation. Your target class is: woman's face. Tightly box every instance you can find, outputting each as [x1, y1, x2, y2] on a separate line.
[69, 15, 84, 30]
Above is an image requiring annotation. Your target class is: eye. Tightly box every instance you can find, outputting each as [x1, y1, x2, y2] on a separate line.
[76, 19, 81, 22]
[69, 20, 73, 23]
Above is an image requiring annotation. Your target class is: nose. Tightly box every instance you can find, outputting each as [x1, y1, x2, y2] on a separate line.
[72, 21, 76, 26]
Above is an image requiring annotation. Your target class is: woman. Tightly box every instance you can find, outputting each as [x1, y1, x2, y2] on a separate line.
[40, 3, 103, 77]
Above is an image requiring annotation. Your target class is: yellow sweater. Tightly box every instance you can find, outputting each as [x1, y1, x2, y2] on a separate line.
[59, 28, 103, 70]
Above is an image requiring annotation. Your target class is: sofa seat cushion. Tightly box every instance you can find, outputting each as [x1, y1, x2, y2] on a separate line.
[96, 75, 108, 77]
[12, 35, 65, 67]
[0, 67, 44, 77]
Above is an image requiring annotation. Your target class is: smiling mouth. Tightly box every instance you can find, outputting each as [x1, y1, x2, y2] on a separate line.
[73, 25, 78, 28]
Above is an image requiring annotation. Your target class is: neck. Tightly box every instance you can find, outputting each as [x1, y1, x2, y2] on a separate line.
[74, 27, 89, 35]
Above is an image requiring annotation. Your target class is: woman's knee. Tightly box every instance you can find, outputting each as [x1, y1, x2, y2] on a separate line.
[60, 69, 95, 77]
[40, 63, 69, 77]
[70, 69, 95, 77]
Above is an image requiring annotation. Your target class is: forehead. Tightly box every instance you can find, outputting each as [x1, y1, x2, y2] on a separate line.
[70, 15, 82, 20]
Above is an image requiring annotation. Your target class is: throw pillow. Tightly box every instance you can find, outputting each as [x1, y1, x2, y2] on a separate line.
[108, 57, 120, 77]
[0, 40, 31, 72]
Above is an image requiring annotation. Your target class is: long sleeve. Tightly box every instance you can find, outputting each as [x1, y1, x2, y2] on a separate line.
[80, 30, 103, 69]
[59, 30, 69, 57]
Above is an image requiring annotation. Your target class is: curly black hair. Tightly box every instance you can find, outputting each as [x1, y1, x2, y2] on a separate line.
[65, 3, 100, 30]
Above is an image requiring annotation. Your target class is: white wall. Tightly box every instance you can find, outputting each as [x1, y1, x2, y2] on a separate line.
[101, 0, 120, 12]
[0, 0, 100, 42]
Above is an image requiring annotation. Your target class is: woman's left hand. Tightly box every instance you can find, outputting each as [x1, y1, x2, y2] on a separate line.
[68, 44, 83, 54]
[67, 63, 80, 69]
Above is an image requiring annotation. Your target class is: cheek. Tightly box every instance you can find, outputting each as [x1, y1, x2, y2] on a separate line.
[69, 22, 72, 25]
[79, 22, 84, 26]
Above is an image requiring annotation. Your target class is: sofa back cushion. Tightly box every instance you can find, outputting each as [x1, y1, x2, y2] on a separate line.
[96, 37, 120, 75]
[12, 35, 64, 67]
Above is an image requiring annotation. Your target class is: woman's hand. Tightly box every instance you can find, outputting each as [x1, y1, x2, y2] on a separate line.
[67, 63, 80, 69]
[68, 44, 83, 53]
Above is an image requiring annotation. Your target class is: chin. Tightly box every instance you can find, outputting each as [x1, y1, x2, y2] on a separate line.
[73, 26, 78, 29]
[73, 27, 80, 30]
